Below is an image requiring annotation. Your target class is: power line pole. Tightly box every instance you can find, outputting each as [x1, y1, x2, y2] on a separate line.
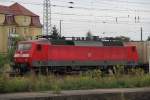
[43, 0, 51, 35]
[141, 27, 143, 41]
[59, 20, 63, 37]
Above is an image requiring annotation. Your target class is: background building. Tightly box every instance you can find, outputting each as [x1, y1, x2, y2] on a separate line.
[0, 2, 42, 53]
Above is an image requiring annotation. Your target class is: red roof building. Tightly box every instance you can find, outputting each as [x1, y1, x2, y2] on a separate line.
[0, 2, 42, 53]
[0, 2, 42, 27]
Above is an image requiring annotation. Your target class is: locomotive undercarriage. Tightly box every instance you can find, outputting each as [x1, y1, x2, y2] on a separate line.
[12, 63, 30, 75]
[12, 62, 140, 75]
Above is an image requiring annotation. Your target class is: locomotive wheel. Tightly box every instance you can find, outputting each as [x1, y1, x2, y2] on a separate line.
[103, 66, 115, 75]
[10, 65, 23, 76]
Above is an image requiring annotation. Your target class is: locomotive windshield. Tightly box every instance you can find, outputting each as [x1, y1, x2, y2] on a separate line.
[18, 43, 32, 50]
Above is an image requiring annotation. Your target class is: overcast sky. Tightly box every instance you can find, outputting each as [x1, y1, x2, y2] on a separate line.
[0, 0, 150, 40]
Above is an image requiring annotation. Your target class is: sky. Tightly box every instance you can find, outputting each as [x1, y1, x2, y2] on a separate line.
[0, 0, 150, 40]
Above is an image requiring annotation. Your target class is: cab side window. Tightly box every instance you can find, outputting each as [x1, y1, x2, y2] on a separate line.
[36, 44, 42, 51]
[132, 46, 135, 52]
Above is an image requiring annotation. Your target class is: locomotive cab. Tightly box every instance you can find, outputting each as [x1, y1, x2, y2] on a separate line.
[13, 42, 33, 73]
[14, 42, 32, 61]
[13, 40, 49, 74]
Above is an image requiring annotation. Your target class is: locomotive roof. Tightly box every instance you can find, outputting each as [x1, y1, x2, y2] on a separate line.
[19, 39, 50, 44]
[19, 38, 123, 46]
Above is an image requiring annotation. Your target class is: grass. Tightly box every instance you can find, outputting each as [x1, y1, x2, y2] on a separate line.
[0, 68, 150, 93]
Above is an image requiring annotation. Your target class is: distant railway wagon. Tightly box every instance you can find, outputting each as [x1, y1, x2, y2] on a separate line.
[124, 41, 150, 71]
[13, 36, 139, 74]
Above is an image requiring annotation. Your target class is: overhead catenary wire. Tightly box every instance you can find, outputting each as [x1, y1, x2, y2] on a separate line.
[53, 0, 150, 12]
[85, 0, 150, 4]
[2, 0, 150, 26]
[51, 12, 150, 22]
[2, 0, 150, 24]
[1, 0, 150, 40]
[51, 17, 150, 25]
[54, 0, 150, 6]
[1, 0, 150, 13]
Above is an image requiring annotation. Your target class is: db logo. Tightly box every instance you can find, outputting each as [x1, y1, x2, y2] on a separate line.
[88, 52, 92, 57]
[20, 51, 23, 54]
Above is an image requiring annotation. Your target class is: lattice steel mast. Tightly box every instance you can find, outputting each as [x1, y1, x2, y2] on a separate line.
[43, 0, 52, 35]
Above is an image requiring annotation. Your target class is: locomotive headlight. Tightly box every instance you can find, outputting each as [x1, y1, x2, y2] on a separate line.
[14, 54, 20, 57]
[14, 54, 30, 57]
[22, 54, 30, 57]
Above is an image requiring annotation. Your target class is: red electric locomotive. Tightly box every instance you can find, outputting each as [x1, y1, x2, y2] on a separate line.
[13, 36, 139, 74]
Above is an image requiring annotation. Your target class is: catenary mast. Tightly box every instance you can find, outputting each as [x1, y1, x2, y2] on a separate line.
[43, 0, 52, 35]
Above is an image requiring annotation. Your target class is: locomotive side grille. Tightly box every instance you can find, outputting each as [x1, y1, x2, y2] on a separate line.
[102, 41, 123, 46]
[51, 40, 75, 45]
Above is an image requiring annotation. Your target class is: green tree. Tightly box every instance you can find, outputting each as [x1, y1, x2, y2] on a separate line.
[86, 30, 93, 40]
[147, 36, 150, 41]
[7, 36, 25, 62]
[0, 35, 25, 74]
[51, 25, 60, 39]
[0, 55, 5, 68]
[0, 54, 9, 75]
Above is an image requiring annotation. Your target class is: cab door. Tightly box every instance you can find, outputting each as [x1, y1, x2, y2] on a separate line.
[32, 43, 48, 67]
